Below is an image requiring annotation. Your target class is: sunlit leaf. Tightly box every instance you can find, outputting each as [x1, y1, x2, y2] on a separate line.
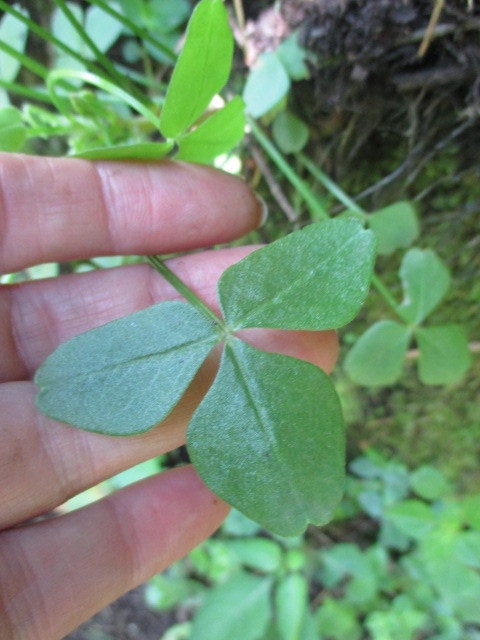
[398, 248, 450, 325]
[345, 321, 411, 386]
[187, 338, 345, 536]
[0, 106, 26, 152]
[243, 52, 290, 118]
[175, 97, 245, 164]
[159, 0, 233, 139]
[71, 141, 173, 160]
[0, 4, 29, 82]
[84, 5, 124, 57]
[35, 302, 220, 435]
[415, 323, 471, 385]
[219, 219, 376, 330]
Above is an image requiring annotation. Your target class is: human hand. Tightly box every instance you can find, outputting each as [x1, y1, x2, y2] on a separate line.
[0, 153, 338, 639]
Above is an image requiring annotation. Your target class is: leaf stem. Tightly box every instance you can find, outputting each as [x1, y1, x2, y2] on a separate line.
[248, 117, 329, 220]
[298, 153, 366, 218]
[0, 79, 52, 103]
[148, 256, 224, 328]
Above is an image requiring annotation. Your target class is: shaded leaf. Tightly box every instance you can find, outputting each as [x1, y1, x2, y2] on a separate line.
[415, 324, 471, 385]
[0, 106, 26, 152]
[369, 201, 419, 255]
[226, 538, 282, 573]
[35, 302, 220, 435]
[275, 573, 308, 640]
[190, 571, 272, 640]
[399, 248, 450, 325]
[272, 110, 309, 154]
[219, 218, 376, 330]
[175, 97, 245, 164]
[409, 465, 451, 501]
[84, 5, 123, 57]
[344, 320, 411, 386]
[276, 32, 309, 81]
[243, 52, 290, 118]
[187, 338, 345, 536]
[385, 500, 435, 540]
[71, 141, 174, 161]
[159, 0, 233, 138]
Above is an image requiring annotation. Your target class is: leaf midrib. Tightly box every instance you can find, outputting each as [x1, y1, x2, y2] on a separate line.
[39, 334, 218, 386]
[228, 340, 310, 518]
[229, 233, 359, 328]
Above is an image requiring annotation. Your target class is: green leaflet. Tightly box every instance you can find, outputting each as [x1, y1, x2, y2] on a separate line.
[190, 571, 272, 640]
[415, 324, 471, 385]
[175, 96, 246, 164]
[368, 201, 419, 256]
[345, 320, 411, 387]
[35, 302, 220, 435]
[398, 248, 450, 325]
[218, 218, 376, 330]
[243, 51, 290, 118]
[71, 141, 174, 161]
[187, 338, 345, 537]
[275, 573, 308, 640]
[159, 0, 233, 139]
[0, 105, 26, 151]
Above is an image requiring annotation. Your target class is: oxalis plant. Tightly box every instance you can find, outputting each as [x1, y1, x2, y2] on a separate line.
[24, 0, 376, 536]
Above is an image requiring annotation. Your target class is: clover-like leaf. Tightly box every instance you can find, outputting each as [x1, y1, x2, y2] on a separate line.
[159, 0, 233, 139]
[415, 324, 471, 385]
[398, 248, 450, 325]
[218, 218, 376, 330]
[187, 338, 345, 536]
[368, 201, 419, 255]
[35, 302, 220, 435]
[345, 320, 411, 386]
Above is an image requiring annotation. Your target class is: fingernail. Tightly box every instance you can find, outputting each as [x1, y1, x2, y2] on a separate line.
[254, 194, 269, 228]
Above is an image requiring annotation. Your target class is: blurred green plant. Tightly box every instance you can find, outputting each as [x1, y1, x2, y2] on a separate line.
[146, 450, 480, 640]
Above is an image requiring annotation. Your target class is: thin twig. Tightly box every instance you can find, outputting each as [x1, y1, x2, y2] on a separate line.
[418, 0, 445, 58]
[250, 145, 299, 222]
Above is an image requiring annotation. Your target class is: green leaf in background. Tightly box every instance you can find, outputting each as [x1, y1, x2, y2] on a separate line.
[410, 465, 452, 501]
[71, 141, 174, 161]
[0, 4, 29, 82]
[344, 320, 411, 386]
[35, 301, 220, 435]
[84, 5, 123, 57]
[272, 110, 309, 154]
[415, 324, 471, 385]
[190, 571, 272, 640]
[219, 219, 376, 330]
[225, 538, 282, 573]
[51, 2, 86, 72]
[398, 248, 450, 325]
[187, 338, 345, 536]
[276, 32, 310, 81]
[275, 573, 308, 640]
[0, 106, 26, 151]
[159, 0, 233, 139]
[454, 531, 480, 569]
[243, 52, 290, 118]
[385, 500, 435, 540]
[175, 96, 246, 164]
[316, 598, 362, 640]
[368, 201, 419, 255]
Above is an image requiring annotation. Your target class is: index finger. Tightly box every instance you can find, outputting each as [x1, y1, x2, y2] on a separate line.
[0, 153, 264, 274]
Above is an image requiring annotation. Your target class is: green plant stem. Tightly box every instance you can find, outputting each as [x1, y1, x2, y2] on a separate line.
[298, 153, 366, 218]
[84, 0, 177, 63]
[248, 117, 329, 220]
[0, 79, 52, 103]
[0, 40, 49, 80]
[148, 256, 223, 327]
[53, 0, 146, 105]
